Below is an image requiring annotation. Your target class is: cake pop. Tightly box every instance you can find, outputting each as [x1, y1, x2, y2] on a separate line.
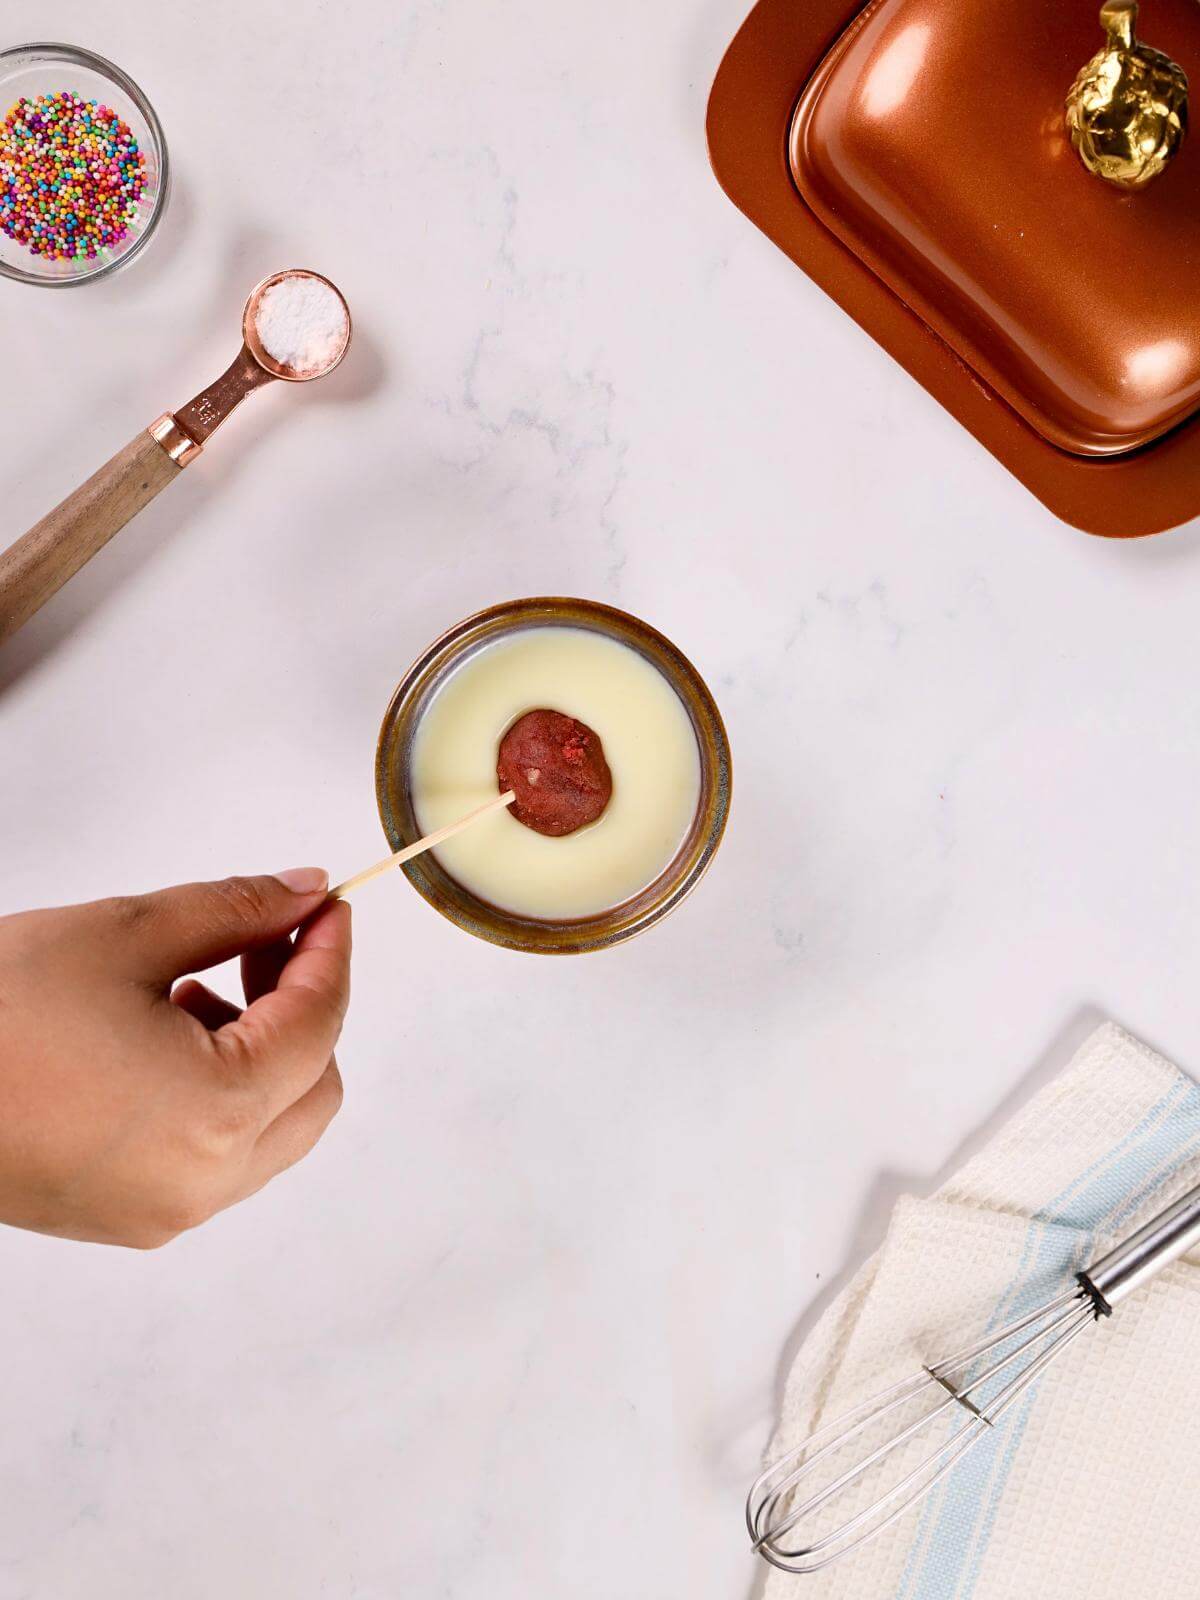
[497, 709, 613, 836]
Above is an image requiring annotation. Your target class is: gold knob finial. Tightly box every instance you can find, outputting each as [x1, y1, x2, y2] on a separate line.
[1066, 1, 1188, 190]
[1102, 0, 1137, 51]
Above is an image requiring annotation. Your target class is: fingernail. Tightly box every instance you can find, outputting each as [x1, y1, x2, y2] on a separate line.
[274, 867, 329, 895]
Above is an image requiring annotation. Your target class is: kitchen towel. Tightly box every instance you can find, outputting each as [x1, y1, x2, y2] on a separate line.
[760, 1021, 1200, 1599]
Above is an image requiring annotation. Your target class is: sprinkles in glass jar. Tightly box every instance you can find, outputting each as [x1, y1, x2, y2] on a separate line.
[0, 90, 147, 261]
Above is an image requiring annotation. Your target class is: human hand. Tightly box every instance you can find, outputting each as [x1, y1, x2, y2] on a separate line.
[0, 869, 350, 1248]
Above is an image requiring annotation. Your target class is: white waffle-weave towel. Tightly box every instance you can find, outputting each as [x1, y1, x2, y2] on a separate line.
[762, 1021, 1200, 1600]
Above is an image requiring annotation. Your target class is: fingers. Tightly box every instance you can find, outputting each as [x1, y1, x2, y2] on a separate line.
[239, 1059, 345, 1198]
[171, 979, 241, 1031]
[102, 869, 330, 986]
[241, 936, 294, 1007]
[214, 900, 351, 1124]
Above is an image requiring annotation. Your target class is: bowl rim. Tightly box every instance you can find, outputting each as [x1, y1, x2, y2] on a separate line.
[0, 41, 170, 288]
[375, 597, 733, 954]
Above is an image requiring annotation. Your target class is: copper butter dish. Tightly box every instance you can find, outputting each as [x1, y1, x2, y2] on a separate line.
[708, 0, 1200, 535]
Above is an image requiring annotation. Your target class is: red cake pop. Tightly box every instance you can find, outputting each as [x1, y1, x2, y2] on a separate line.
[498, 709, 613, 837]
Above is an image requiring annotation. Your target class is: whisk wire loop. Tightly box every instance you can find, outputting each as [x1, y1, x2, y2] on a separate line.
[750, 1179, 1200, 1575]
[747, 1288, 1096, 1574]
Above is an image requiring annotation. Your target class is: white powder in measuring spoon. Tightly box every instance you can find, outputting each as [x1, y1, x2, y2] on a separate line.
[254, 276, 348, 376]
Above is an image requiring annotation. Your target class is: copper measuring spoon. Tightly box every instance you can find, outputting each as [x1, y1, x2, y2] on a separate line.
[0, 269, 351, 644]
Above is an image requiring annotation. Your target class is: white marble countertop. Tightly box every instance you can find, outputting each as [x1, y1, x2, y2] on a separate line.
[4, 3, 1200, 1596]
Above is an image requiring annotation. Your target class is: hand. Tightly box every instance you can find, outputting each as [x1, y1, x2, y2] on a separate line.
[0, 869, 350, 1248]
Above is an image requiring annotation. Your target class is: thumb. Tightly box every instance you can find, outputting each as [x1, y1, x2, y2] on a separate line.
[104, 868, 330, 985]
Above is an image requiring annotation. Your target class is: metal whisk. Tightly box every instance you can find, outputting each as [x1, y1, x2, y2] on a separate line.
[748, 1178, 1200, 1575]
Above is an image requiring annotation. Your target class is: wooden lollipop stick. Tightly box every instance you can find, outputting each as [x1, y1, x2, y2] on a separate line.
[328, 791, 516, 900]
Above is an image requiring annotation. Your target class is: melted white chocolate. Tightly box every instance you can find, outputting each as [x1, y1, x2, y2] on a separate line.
[410, 627, 701, 920]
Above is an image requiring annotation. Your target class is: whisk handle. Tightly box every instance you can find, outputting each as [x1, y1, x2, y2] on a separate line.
[1080, 1181, 1200, 1314]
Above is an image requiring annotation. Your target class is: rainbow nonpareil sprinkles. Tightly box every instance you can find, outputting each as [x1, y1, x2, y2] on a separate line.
[0, 91, 147, 261]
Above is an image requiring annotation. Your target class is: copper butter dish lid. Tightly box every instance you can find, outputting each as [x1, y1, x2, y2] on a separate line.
[709, 0, 1200, 535]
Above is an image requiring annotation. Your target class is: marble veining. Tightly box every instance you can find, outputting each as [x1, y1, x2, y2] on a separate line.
[2, 1, 1200, 1597]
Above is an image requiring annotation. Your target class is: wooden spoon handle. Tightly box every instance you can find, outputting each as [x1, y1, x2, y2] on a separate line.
[0, 429, 181, 643]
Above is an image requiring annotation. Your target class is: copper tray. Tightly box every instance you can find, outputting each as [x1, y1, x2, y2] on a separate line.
[707, 0, 1200, 537]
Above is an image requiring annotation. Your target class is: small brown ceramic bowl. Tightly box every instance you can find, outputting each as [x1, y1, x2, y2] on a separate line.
[375, 598, 732, 954]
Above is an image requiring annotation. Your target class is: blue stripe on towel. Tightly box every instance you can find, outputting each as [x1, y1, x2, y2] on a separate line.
[896, 1074, 1200, 1600]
